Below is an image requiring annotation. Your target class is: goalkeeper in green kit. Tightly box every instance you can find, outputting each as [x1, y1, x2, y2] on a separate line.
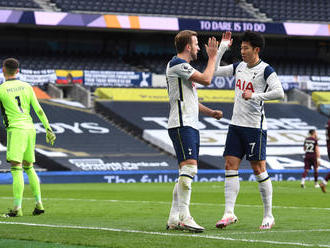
[0, 58, 56, 217]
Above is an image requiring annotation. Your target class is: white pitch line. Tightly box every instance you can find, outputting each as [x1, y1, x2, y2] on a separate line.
[0, 221, 329, 248]
[226, 229, 330, 235]
[1, 197, 329, 211]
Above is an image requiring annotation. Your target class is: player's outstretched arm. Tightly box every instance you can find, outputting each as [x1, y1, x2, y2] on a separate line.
[199, 103, 223, 120]
[30, 87, 56, 146]
[214, 31, 233, 77]
[189, 37, 218, 86]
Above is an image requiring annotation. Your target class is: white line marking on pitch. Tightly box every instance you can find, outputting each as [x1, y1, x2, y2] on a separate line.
[1, 197, 329, 211]
[226, 229, 330, 235]
[0, 221, 329, 248]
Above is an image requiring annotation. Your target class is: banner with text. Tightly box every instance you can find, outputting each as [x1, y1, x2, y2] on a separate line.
[0, 69, 57, 86]
[84, 70, 152, 87]
[0, 10, 329, 37]
[179, 19, 286, 34]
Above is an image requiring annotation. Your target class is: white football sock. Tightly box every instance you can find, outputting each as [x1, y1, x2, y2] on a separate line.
[256, 171, 273, 218]
[178, 165, 197, 221]
[301, 178, 305, 185]
[168, 183, 179, 221]
[224, 170, 240, 216]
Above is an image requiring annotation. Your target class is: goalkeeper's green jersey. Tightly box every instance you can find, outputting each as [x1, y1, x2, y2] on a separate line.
[0, 78, 50, 130]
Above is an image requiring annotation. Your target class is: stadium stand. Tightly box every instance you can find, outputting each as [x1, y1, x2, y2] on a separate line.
[0, 100, 179, 171]
[319, 104, 330, 117]
[0, 54, 135, 71]
[95, 100, 329, 171]
[246, 0, 330, 22]
[0, 51, 329, 76]
[0, 0, 40, 9]
[50, 0, 255, 19]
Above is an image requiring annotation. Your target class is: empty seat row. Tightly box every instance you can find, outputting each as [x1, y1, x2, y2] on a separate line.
[50, 0, 254, 19]
[247, 0, 329, 22]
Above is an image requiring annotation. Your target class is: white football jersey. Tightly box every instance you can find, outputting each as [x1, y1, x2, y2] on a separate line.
[214, 60, 284, 130]
[166, 56, 199, 130]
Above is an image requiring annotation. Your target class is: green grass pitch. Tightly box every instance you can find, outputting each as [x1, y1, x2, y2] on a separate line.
[0, 181, 329, 248]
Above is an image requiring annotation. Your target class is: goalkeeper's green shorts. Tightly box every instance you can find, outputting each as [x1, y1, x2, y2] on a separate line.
[7, 128, 36, 163]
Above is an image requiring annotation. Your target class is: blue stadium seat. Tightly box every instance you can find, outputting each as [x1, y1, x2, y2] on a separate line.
[0, 0, 41, 8]
[246, 0, 329, 22]
[45, 0, 255, 19]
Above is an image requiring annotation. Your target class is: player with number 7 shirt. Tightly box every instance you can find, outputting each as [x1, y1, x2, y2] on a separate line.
[0, 58, 56, 218]
[213, 31, 284, 230]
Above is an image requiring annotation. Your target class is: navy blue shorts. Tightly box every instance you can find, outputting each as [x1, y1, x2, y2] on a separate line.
[168, 126, 200, 164]
[223, 124, 267, 161]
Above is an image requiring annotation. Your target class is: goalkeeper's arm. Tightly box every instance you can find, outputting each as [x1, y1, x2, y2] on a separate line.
[30, 87, 56, 145]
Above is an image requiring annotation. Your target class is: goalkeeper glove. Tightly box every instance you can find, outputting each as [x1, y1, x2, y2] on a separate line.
[46, 128, 56, 146]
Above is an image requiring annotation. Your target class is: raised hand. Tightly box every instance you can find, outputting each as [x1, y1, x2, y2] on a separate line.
[205, 36, 218, 58]
[222, 31, 233, 45]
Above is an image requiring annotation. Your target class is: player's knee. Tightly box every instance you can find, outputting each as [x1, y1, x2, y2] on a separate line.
[179, 164, 197, 189]
[10, 161, 22, 167]
[180, 164, 197, 177]
[225, 156, 240, 170]
[22, 160, 33, 166]
[23, 162, 33, 171]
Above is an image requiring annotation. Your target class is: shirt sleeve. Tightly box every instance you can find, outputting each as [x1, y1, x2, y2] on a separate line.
[251, 69, 285, 101]
[213, 41, 234, 77]
[30, 86, 50, 130]
[213, 64, 234, 77]
[176, 63, 196, 81]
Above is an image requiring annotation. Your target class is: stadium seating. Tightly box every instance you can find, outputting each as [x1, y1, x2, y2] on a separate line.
[0, 53, 136, 71]
[49, 0, 255, 19]
[95, 100, 329, 170]
[1, 51, 330, 76]
[1, 0, 329, 23]
[0, 100, 179, 171]
[246, 0, 330, 22]
[0, 0, 40, 9]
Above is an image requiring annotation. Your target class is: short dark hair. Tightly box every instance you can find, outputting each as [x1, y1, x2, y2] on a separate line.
[3, 58, 19, 75]
[309, 129, 316, 135]
[241, 31, 265, 52]
[174, 30, 197, 53]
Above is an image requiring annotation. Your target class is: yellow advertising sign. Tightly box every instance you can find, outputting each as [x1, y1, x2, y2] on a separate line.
[198, 90, 235, 102]
[95, 88, 280, 103]
[312, 91, 330, 106]
[95, 88, 169, 101]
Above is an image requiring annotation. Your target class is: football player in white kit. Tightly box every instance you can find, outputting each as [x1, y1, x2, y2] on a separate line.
[214, 31, 284, 230]
[166, 30, 223, 232]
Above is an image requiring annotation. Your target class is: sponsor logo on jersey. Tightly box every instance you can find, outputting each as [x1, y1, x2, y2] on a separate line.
[236, 79, 254, 92]
[181, 64, 193, 74]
